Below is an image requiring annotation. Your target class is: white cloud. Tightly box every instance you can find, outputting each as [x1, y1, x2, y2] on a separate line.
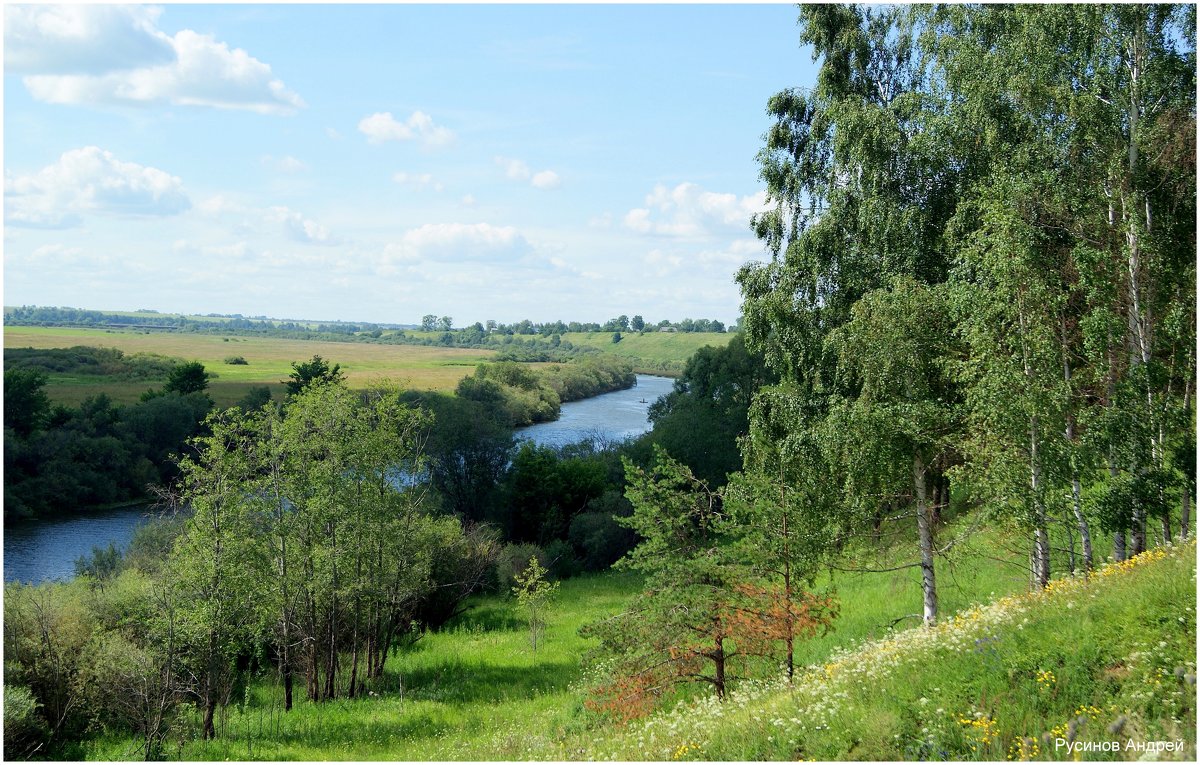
[261, 155, 308, 174]
[4, 5, 174, 74]
[358, 111, 455, 149]
[383, 222, 532, 264]
[197, 196, 338, 246]
[494, 156, 562, 190]
[5, 146, 190, 228]
[274, 207, 335, 245]
[393, 172, 444, 192]
[10, 7, 303, 115]
[461, 194, 477, 207]
[496, 156, 531, 181]
[531, 170, 561, 189]
[624, 182, 769, 238]
[696, 237, 768, 266]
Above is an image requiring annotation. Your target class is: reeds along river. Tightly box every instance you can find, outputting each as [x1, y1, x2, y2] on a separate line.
[2, 375, 675, 584]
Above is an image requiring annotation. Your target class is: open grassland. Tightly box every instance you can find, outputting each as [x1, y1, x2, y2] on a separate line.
[3, 326, 494, 406]
[83, 517, 1199, 761]
[397, 329, 732, 372]
[561, 331, 731, 374]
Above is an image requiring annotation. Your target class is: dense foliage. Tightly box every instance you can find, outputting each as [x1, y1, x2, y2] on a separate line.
[738, 3, 1195, 623]
[4, 368, 213, 522]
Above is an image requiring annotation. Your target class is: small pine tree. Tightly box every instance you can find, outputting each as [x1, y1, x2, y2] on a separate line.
[512, 556, 558, 651]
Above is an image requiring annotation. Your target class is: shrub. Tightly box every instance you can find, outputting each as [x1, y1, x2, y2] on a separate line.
[494, 543, 546, 594]
[223, 356, 249, 365]
[544, 539, 581, 580]
[3, 684, 47, 758]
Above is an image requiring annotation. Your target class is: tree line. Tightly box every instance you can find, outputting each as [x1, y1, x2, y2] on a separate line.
[734, 3, 1194, 623]
[576, 3, 1194, 719]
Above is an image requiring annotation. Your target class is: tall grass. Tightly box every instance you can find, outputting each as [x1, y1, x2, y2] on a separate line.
[80, 526, 1194, 761]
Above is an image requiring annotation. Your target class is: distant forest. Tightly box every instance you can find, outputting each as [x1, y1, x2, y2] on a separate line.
[4, 305, 728, 341]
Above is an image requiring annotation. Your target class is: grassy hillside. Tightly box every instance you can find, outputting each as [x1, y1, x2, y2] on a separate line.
[395, 330, 733, 375]
[563, 541, 1197, 762]
[3, 326, 494, 406]
[560, 331, 732, 374]
[80, 522, 1195, 761]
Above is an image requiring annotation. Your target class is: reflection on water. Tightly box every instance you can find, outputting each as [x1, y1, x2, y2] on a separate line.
[4, 505, 152, 584]
[518, 374, 674, 448]
[2, 375, 676, 584]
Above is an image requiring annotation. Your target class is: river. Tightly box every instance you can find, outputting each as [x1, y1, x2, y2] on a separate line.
[517, 373, 674, 448]
[2, 375, 675, 584]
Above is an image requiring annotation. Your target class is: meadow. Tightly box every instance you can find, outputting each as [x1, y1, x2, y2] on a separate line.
[81, 517, 1195, 761]
[2, 326, 496, 406]
[560, 331, 732, 374]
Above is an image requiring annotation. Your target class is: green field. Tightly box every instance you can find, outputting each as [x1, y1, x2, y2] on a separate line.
[561, 331, 731, 372]
[2, 325, 729, 405]
[398, 329, 732, 375]
[3, 326, 495, 406]
[80, 518, 1196, 761]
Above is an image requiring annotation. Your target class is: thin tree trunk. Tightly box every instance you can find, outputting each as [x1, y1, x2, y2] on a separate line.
[781, 483, 794, 682]
[1071, 473, 1092, 572]
[1062, 317, 1093, 572]
[1030, 418, 1051, 589]
[914, 455, 938, 626]
[712, 635, 726, 700]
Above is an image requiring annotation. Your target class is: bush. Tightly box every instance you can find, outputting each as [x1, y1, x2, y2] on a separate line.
[544, 539, 581, 580]
[3, 684, 47, 759]
[223, 356, 248, 365]
[568, 491, 638, 571]
[494, 543, 546, 593]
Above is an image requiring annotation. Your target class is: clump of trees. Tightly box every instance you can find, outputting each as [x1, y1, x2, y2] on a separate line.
[455, 358, 635, 428]
[5, 346, 179, 381]
[3, 379, 499, 757]
[737, 4, 1194, 624]
[4, 367, 213, 522]
[583, 449, 837, 720]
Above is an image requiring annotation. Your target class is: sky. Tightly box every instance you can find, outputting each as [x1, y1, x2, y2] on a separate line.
[3, 2, 817, 327]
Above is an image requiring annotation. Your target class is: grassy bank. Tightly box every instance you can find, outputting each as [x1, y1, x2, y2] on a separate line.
[82, 573, 645, 761]
[78, 522, 1194, 761]
[559, 541, 1197, 761]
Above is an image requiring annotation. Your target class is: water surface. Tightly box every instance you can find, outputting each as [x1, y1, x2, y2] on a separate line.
[518, 374, 673, 448]
[4, 504, 153, 584]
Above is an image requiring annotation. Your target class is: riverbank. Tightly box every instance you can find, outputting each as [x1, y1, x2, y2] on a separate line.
[3, 373, 671, 584]
[453, 357, 636, 427]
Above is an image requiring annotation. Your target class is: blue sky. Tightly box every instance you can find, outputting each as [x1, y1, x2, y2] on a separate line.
[4, 3, 816, 326]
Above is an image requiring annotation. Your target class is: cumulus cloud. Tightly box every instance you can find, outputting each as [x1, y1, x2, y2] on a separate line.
[7, 6, 303, 114]
[358, 111, 455, 149]
[624, 182, 769, 238]
[4, 5, 174, 74]
[5, 146, 190, 228]
[531, 170, 561, 189]
[494, 156, 561, 189]
[197, 195, 338, 246]
[383, 222, 532, 264]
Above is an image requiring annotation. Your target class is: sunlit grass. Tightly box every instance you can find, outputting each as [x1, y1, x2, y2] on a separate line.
[84, 572, 643, 761]
[3, 326, 494, 405]
[78, 523, 1194, 761]
[562, 540, 1197, 762]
